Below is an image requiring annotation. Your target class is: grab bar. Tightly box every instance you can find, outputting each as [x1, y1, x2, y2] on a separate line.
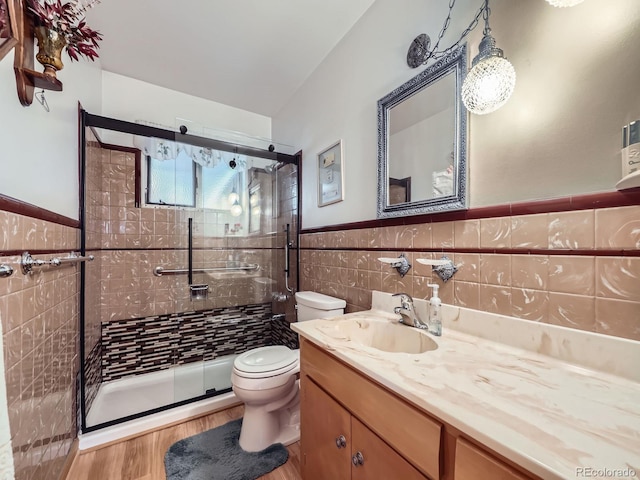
[284, 223, 294, 294]
[154, 263, 259, 277]
[21, 251, 94, 275]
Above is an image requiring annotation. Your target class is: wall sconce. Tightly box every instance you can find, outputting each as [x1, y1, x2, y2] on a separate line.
[407, 0, 515, 115]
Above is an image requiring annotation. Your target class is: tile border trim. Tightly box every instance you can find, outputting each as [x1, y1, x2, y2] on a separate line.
[0, 193, 80, 228]
[299, 246, 640, 257]
[300, 188, 640, 234]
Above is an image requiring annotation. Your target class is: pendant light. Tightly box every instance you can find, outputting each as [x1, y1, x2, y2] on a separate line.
[229, 173, 243, 217]
[228, 156, 240, 204]
[228, 184, 239, 204]
[230, 198, 243, 217]
[461, 0, 516, 115]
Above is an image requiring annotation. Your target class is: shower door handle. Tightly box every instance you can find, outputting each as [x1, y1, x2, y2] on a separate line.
[284, 239, 290, 277]
[284, 223, 292, 277]
[284, 223, 294, 294]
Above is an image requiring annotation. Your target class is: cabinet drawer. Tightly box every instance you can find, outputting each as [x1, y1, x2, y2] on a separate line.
[301, 339, 442, 480]
[455, 438, 531, 480]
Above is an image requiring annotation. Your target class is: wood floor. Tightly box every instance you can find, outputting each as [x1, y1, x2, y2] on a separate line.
[66, 405, 302, 480]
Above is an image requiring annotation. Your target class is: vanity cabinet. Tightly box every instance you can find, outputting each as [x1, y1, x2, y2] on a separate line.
[301, 376, 427, 480]
[299, 337, 540, 480]
[300, 337, 441, 479]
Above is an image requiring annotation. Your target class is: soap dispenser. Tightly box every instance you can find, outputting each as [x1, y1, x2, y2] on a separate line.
[427, 284, 442, 336]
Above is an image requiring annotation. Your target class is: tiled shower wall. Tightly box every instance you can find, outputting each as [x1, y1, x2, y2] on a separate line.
[86, 142, 278, 324]
[300, 205, 640, 341]
[85, 142, 299, 323]
[0, 211, 80, 480]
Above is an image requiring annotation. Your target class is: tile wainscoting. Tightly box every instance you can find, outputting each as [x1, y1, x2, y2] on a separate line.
[0, 209, 80, 480]
[300, 202, 640, 341]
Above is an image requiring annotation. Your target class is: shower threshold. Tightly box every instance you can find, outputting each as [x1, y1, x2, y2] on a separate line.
[80, 355, 239, 450]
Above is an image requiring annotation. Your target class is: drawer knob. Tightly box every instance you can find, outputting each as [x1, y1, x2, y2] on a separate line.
[352, 451, 364, 466]
[335, 435, 347, 449]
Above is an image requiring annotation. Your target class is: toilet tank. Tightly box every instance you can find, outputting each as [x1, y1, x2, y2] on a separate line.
[295, 291, 346, 322]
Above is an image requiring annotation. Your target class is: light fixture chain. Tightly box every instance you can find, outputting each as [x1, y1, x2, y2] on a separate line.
[421, 1, 487, 66]
[482, 0, 491, 35]
[427, 0, 456, 64]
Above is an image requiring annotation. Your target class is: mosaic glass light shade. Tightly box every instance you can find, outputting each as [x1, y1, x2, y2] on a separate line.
[462, 34, 516, 115]
[228, 188, 239, 204]
[230, 200, 243, 217]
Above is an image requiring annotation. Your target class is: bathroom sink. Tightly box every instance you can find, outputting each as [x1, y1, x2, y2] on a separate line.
[329, 318, 438, 354]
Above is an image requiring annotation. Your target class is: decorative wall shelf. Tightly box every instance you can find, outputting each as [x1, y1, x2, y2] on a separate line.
[12, 0, 63, 106]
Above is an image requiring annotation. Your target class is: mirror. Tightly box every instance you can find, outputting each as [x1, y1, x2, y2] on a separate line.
[377, 45, 467, 219]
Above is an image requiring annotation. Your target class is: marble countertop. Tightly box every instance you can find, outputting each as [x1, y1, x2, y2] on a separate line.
[291, 294, 640, 480]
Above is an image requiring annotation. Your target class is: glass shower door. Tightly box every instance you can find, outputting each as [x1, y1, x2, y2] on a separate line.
[80, 111, 300, 432]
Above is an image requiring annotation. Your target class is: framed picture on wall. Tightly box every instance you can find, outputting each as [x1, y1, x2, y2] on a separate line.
[317, 140, 344, 207]
[0, 0, 18, 62]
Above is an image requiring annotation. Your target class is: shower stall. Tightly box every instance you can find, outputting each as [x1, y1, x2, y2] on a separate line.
[79, 112, 300, 436]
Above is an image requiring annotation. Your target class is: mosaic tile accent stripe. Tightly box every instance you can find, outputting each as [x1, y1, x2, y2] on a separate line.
[271, 315, 299, 350]
[84, 342, 102, 414]
[102, 303, 273, 381]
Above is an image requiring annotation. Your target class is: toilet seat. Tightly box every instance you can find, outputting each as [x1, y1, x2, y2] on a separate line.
[233, 346, 299, 379]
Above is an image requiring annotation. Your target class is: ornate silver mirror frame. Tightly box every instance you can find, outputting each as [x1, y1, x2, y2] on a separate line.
[377, 44, 467, 219]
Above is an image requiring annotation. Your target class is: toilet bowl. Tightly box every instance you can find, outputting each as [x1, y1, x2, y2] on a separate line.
[231, 292, 346, 452]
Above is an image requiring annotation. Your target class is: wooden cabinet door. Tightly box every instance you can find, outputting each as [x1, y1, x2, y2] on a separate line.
[351, 417, 428, 480]
[300, 376, 352, 480]
[455, 438, 531, 480]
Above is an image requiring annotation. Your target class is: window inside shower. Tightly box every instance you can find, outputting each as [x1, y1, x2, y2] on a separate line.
[80, 112, 300, 433]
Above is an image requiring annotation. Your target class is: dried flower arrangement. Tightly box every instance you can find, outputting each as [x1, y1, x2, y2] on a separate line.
[26, 0, 102, 61]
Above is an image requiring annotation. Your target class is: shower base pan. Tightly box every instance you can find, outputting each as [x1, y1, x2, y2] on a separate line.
[79, 354, 240, 450]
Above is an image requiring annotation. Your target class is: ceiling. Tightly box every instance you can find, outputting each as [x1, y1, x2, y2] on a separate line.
[87, 0, 376, 118]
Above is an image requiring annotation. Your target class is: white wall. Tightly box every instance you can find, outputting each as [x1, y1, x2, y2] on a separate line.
[273, 0, 474, 229]
[273, 0, 640, 229]
[0, 63, 273, 220]
[100, 72, 272, 145]
[0, 51, 102, 220]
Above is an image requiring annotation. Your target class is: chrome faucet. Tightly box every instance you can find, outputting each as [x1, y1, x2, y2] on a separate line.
[392, 293, 428, 329]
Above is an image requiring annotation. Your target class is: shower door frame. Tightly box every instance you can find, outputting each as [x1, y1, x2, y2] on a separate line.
[79, 110, 300, 433]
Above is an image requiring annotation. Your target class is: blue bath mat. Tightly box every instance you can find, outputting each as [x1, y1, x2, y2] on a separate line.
[164, 418, 289, 480]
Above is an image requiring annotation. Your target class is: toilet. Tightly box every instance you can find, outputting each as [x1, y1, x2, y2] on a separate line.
[231, 291, 346, 451]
